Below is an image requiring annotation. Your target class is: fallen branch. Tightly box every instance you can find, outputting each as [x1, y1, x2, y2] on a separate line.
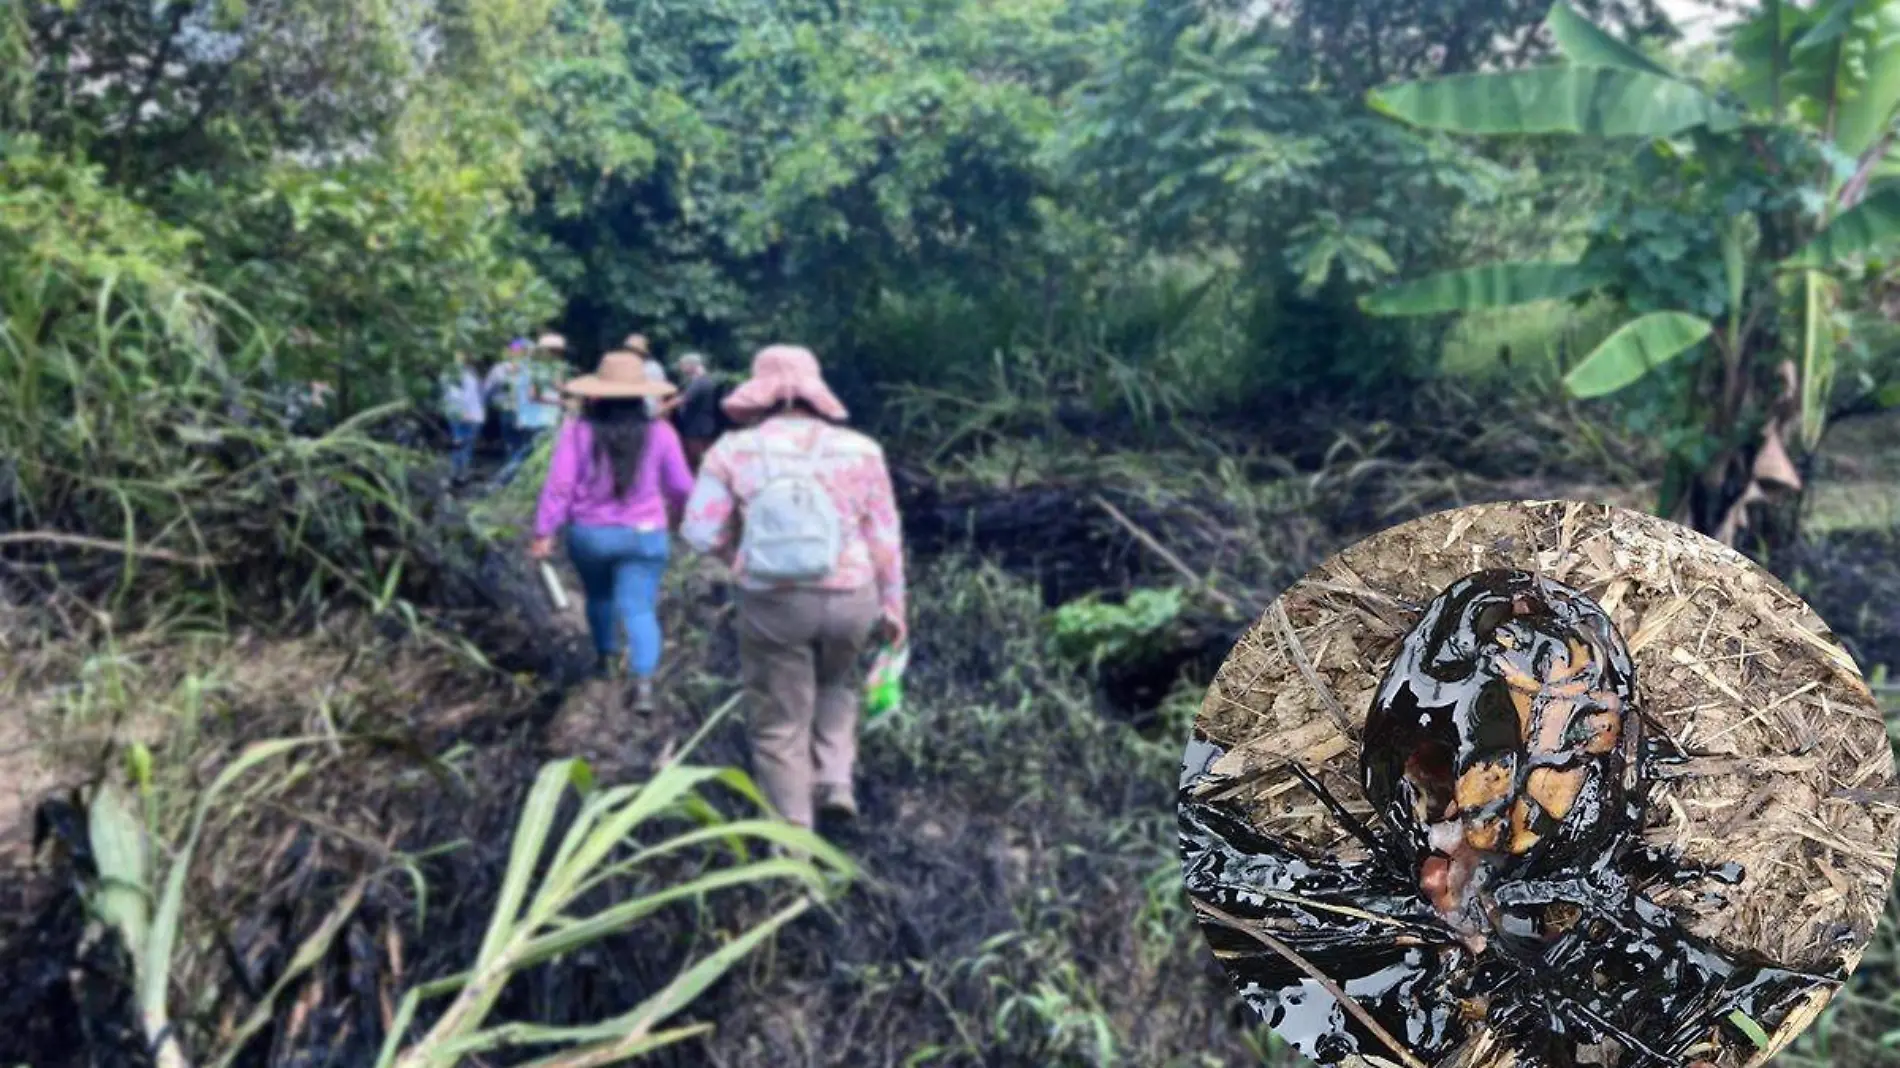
[0, 531, 219, 569]
[1091, 494, 1256, 618]
[1192, 898, 1430, 1068]
[1270, 599, 1354, 737]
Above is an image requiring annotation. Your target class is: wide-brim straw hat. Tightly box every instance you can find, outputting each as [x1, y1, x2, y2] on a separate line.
[563, 351, 678, 399]
[722, 344, 848, 422]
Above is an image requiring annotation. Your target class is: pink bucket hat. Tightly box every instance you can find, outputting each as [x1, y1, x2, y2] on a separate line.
[721, 344, 848, 422]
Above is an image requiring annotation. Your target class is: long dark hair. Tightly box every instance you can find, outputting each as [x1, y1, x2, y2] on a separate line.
[585, 398, 651, 497]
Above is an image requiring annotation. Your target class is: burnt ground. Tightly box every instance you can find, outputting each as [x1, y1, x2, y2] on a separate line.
[1779, 529, 1900, 680]
[1, 391, 1897, 1068]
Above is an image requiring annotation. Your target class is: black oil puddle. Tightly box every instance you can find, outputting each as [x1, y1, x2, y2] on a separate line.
[1179, 739, 1838, 1067]
[1178, 568, 1846, 1068]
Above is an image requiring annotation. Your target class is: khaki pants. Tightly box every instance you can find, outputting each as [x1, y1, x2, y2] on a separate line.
[737, 585, 881, 828]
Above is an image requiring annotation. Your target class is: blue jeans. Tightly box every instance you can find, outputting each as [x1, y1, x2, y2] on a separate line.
[566, 525, 670, 678]
[496, 425, 547, 485]
[449, 421, 480, 476]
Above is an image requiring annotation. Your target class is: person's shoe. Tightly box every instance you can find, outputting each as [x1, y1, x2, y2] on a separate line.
[594, 653, 625, 681]
[628, 676, 656, 713]
[815, 783, 858, 822]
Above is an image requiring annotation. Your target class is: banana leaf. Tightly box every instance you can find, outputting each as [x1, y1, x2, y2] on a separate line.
[1369, 66, 1740, 138]
[1563, 312, 1713, 399]
[1546, 2, 1677, 79]
[1360, 261, 1609, 316]
[1786, 183, 1900, 265]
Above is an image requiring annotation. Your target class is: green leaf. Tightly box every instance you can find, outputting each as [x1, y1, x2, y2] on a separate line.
[1368, 66, 1738, 138]
[1563, 312, 1713, 399]
[472, 758, 577, 974]
[1834, 5, 1900, 157]
[86, 783, 152, 966]
[505, 896, 815, 1058]
[1546, 2, 1676, 78]
[147, 737, 327, 1024]
[1722, 218, 1747, 351]
[1801, 271, 1839, 451]
[1876, 381, 1900, 406]
[1728, 1008, 1774, 1049]
[1360, 261, 1610, 316]
[1793, 0, 1860, 54]
[1786, 183, 1900, 265]
[381, 756, 853, 1068]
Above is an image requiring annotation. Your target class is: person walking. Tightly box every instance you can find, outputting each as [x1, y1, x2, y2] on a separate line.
[440, 352, 486, 479]
[660, 351, 721, 472]
[499, 334, 567, 483]
[486, 338, 529, 455]
[529, 350, 693, 712]
[621, 334, 672, 419]
[680, 345, 907, 830]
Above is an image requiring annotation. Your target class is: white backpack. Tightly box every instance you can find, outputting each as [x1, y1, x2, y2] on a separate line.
[739, 426, 844, 582]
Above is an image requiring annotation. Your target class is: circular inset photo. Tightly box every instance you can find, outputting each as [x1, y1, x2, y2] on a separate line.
[1179, 500, 1896, 1068]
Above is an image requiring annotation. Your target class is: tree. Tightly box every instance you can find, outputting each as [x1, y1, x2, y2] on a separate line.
[1362, 0, 1900, 551]
[5, 0, 569, 411]
[520, 0, 1124, 403]
[1260, 0, 1675, 93]
[1052, 1, 1509, 399]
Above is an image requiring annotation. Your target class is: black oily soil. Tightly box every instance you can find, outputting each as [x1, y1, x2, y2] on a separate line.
[0, 802, 153, 1068]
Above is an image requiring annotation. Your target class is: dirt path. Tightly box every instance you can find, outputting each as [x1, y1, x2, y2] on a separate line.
[530, 539, 737, 775]
[0, 666, 73, 939]
[0, 709, 58, 871]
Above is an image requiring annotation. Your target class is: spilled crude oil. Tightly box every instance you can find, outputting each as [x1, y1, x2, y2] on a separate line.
[1179, 570, 1844, 1068]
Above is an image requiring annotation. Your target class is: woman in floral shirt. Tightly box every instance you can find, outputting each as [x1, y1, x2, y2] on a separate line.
[681, 345, 906, 830]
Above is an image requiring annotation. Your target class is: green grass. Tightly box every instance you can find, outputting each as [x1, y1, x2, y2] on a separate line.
[1807, 412, 1900, 535]
[1805, 483, 1900, 535]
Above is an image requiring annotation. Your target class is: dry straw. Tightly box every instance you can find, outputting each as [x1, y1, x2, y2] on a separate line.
[1192, 500, 1898, 1068]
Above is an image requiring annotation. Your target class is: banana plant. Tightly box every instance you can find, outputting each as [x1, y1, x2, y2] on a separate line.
[1360, 0, 1900, 547]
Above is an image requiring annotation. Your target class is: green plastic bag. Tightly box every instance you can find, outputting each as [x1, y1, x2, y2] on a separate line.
[865, 642, 910, 722]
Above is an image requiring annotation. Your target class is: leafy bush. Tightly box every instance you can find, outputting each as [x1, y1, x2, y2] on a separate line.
[1049, 587, 1186, 672]
[0, 140, 440, 619]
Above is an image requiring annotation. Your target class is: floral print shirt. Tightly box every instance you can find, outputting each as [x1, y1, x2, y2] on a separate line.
[682, 416, 907, 624]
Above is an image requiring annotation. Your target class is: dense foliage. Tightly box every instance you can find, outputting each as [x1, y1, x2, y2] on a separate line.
[7, 0, 1795, 425]
[516, 0, 1636, 412]
[1366, 0, 1900, 547]
[5, 0, 562, 413]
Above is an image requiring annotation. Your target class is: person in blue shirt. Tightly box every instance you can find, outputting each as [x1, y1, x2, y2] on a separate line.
[497, 333, 568, 483]
[440, 352, 486, 478]
[486, 338, 531, 456]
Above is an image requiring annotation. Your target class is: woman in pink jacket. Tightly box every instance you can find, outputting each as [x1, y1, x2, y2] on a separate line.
[529, 350, 694, 711]
[681, 345, 907, 829]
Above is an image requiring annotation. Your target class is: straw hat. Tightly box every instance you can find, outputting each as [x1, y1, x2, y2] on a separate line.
[722, 344, 847, 422]
[536, 333, 568, 352]
[622, 333, 651, 357]
[563, 351, 679, 399]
